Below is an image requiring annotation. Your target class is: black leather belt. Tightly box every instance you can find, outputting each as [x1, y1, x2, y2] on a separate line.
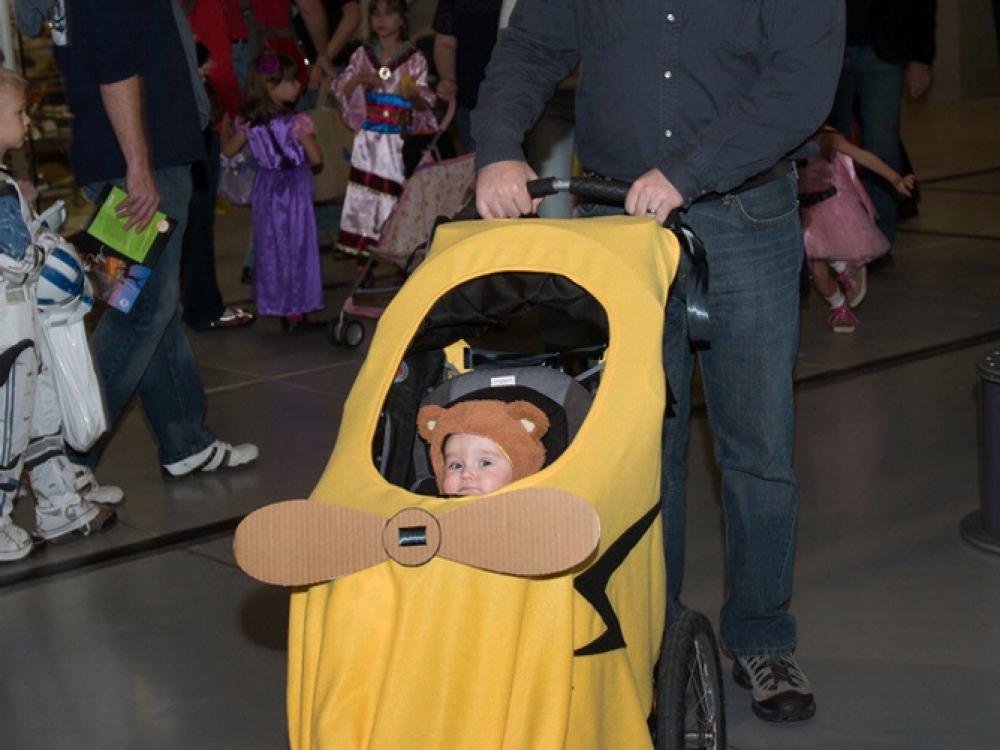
[695, 160, 794, 203]
[799, 186, 837, 208]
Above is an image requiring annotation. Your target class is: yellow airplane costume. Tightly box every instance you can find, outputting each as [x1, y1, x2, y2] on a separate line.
[242, 216, 680, 749]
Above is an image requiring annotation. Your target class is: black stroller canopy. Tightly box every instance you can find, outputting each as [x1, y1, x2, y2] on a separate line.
[406, 272, 609, 355]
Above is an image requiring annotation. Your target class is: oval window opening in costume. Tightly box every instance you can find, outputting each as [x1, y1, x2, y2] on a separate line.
[374, 271, 608, 496]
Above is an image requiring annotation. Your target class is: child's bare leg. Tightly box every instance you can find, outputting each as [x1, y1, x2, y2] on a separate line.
[809, 260, 839, 300]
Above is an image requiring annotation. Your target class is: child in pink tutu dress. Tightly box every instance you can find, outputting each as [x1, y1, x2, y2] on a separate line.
[333, 0, 437, 257]
[800, 126, 915, 333]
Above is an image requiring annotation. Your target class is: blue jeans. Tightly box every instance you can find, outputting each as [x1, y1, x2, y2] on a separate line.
[455, 105, 475, 153]
[579, 171, 802, 656]
[665, 174, 802, 657]
[231, 41, 250, 94]
[84, 165, 215, 466]
[829, 45, 905, 243]
[182, 127, 225, 328]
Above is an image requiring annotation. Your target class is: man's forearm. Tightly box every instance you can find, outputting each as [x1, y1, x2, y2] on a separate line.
[472, 0, 579, 169]
[434, 35, 457, 82]
[295, 0, 329, 62]
[326, 1, 360, 62]
[98, 74, 160, 229]
[99, 76, 150, 170]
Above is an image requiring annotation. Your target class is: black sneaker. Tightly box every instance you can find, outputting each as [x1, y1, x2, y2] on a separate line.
[733, 653, 816, 722]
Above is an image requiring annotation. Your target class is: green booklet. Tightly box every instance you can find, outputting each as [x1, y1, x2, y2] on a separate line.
[76, 185, 177, 313]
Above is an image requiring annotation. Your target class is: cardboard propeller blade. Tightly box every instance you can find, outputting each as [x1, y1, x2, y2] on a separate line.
[234, 500, 387, 586]
[437, 488, 600, 576]
[233, 488, 601, 587]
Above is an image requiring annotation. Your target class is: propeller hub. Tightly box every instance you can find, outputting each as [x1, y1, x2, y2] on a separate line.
[381, 507, 443, 566]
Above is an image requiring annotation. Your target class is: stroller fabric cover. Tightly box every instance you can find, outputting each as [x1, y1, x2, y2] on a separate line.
[287, 217, 680, 749]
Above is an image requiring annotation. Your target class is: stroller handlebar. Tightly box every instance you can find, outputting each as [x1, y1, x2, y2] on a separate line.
[457, 177, 672, 224]
[527, 177, 629, 206]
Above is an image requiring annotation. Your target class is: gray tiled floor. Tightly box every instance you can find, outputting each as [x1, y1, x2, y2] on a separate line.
[682, 343, 1000, 750]
[1, 97, 999, 749]
[900, 190, 1000, 239]
[925, 168, 1000, 194]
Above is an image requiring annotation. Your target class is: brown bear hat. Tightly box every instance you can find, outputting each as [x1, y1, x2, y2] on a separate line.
[417, 399, 550, 492]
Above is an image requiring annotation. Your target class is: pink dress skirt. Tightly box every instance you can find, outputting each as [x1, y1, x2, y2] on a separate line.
[799, 152, 890, 264]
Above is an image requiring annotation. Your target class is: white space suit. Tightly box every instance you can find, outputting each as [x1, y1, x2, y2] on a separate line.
[0, 173, 116, 561]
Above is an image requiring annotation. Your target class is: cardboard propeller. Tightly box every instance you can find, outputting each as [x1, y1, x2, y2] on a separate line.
[233, 487, 601, 586]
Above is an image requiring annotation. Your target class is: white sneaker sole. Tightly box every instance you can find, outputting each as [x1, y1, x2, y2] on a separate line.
[162, 442, 259, 481]
[35, 503, 102, 541]
[0, 542, 36, 561]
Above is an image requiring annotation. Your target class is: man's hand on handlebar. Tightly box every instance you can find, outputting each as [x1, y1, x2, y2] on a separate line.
[625, 168, 683, 224]
[475, 160, 542, 219]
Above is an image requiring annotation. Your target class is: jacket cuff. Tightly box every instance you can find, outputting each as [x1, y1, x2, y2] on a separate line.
[656, 151, 708, 207]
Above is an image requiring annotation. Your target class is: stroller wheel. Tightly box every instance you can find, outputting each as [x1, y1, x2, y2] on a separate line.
[654, 609, 726, 750]
[329, 317, 365, 348]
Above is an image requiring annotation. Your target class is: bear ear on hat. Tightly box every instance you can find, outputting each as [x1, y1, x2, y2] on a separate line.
[507, 401, 550, 439]
[417, 404, 446, 443]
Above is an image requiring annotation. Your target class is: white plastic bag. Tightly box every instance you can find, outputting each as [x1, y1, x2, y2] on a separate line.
[218, 149, 257, 205]
[39, 319, 107, 451]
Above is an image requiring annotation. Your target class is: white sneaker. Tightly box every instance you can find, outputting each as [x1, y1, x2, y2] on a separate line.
[35, 498, 108, 541]
[70, 463, 124, 505]
[161, 440, 259, 480]
[0, 518, 34, 561]
[30, 455, 116, 541]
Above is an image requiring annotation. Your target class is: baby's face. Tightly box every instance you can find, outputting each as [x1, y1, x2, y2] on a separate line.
[441, 433, 514, 497]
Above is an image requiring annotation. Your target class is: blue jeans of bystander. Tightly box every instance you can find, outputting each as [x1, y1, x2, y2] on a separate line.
[182, 127, 226, 328]
[829, 45, 905, 244]
[83, 165, 216, 466]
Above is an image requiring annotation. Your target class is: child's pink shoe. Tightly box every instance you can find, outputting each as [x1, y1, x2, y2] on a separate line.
[828, 304, 859, 334]
[836, 266, 867, 308]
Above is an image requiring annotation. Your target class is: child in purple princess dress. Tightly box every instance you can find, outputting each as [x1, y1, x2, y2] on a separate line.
[221, 53, 325, 331]
[333, 0, 436, 257]
[800, 126, 916, 333]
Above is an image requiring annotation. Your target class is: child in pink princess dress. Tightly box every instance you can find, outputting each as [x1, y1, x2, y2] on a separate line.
[800, 126, 916, 333]
[333, 0, 436, 257]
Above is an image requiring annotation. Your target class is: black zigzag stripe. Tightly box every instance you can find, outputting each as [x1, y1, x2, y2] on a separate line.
[573, 502, 662, 657]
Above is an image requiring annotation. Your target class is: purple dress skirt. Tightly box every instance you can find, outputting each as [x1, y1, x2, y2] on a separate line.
[242, 112, 324, 317]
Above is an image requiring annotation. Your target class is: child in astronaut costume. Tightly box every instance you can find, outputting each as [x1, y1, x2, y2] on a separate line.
[0, 71, 119, 561]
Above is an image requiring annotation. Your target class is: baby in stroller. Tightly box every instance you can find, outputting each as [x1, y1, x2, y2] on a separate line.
[418, 399, 549, 497]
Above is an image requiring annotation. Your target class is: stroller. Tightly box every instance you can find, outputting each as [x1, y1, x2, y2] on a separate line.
[329, 100, 476, 348]
[236, 179, 725, 749]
